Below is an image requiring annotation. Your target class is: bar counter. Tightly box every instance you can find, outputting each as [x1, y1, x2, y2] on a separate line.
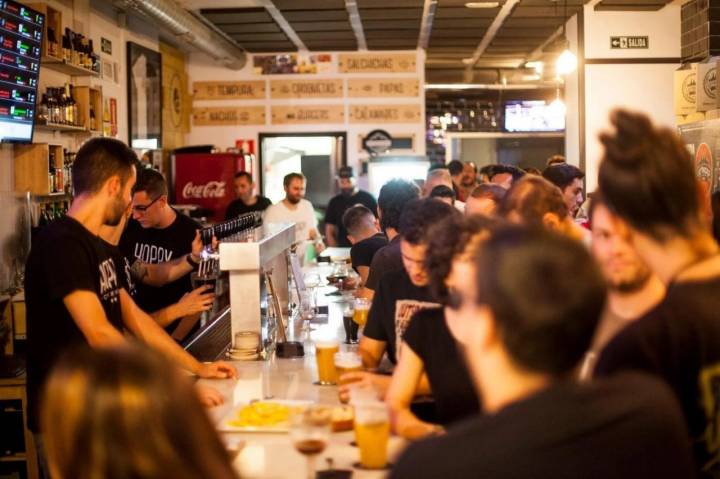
[197, 259, 407, 478]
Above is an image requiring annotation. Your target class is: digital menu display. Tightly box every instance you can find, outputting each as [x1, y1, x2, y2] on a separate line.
[0, 0, 43, 143]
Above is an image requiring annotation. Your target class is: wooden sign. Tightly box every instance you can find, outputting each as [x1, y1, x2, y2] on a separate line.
[271, 105, 344, 125]
[192, 81, 266, 100]
[348, 78, 420, 98]
[270, 79, 343, 99]
[192, 106, 266, 126]
[349, 105, 422, 124]
[338, 53, 417, 73]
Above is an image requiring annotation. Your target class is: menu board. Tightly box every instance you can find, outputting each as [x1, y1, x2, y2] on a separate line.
[0, 0, 43, 143]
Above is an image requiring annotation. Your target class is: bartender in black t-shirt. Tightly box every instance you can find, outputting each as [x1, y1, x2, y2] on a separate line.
[119, 169, 200, 335]
[225, 171, 271, 220]
[391, 226, 694, 479]
[324, 166, 377, 248]
[25, 139, 236, 475]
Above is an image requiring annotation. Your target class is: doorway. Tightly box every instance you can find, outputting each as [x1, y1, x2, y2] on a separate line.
[259, 132, 346, 210]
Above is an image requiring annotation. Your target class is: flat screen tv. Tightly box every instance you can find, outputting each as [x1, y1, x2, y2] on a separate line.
[0, 0, 44, 143]
[504, 100, 565, 133]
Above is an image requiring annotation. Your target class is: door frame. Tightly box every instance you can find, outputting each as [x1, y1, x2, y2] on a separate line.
[257, 131, 347, 197]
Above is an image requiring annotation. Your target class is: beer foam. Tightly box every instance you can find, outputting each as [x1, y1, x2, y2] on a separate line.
[315, 339, 339, 348]
[334, 352, 361, 368]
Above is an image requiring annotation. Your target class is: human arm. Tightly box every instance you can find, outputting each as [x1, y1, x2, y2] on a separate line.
[356, 266, 370, 286]
[338, 371, 392, 403]
[325, 223, 338, 247]
[63, 290, 127, 347]
[119, 288, 236, 379]
[129, 231, 205, 287]
[195, 384, 224, 407]
[358, 335, 387, 369]
[150, 285, 214, 327]
[386, 343, 441, 440]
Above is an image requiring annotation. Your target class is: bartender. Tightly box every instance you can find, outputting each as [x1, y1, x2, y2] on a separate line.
[119, 169, 200, 336]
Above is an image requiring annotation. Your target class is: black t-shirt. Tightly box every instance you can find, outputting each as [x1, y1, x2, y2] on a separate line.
[324, 189, 377, 247]
[119, 212, 198, 324]
[391, 373, 694, 479]
[104, 241, 137, 298]
[403, 308, 480, 426]
[595, 276, 720, 477]
[25, 216, 125, 432]
[350, 233, 387, 272]
[365, 235, 403, 292]
[225, 195, 272, 220]
[363, 269, 439, 364]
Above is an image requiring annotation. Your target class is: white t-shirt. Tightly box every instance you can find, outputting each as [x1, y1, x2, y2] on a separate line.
[263, 198, 318, 243]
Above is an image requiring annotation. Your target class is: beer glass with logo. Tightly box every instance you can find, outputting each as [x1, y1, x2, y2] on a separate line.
[314, 339, 339, 385]
[352, 297, 371, 328]
[354, 401, 390, 469]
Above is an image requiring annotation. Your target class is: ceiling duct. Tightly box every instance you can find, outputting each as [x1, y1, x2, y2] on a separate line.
[115, 0, 246, 70]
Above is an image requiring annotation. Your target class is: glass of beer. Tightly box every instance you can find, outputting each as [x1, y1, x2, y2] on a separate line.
[335, 352, 362, 403]
[290, 406, 332, 479]
[354, 401, 390, 469]
[314, 339, 339, 385]
[352, 298, 371, 328]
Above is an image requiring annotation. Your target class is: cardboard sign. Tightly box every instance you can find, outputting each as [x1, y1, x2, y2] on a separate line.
[349, 104, 422, 124]
[697, 60, 718, 112]
[347, 78, 420, 97]
[271, 105, 344, 124]
[192, 107, 266, 126]
[270, 79, 344, 99]
[675, 67, 697, 116]
[338, 53, 417, 73]
[193, 81, 266, 100]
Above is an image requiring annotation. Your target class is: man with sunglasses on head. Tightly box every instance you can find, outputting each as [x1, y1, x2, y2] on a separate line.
[119, 169, 201, 336]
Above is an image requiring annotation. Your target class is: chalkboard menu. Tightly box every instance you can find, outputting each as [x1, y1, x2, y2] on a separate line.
[0, 0, 43, 143]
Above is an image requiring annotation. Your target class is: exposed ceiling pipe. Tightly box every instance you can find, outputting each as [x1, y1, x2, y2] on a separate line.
[114, 0, 247, 70]
[345, 0, 367, 51]
[418, 0, 438, 50]
[464, 0, 521, 73]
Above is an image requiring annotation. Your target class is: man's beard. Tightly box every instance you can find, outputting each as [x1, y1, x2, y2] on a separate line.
[609, 267, 652, 293]
[104, 193, 127, 226]
[287, 196, 301, 205]
[462, 178, 475, 187]
[340, 187, 354, 197]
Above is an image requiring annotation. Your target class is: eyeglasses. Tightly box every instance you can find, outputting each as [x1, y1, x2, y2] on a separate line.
[132, 195, 162, 213]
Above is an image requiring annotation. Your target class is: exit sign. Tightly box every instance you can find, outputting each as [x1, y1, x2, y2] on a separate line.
[610, 36, 649, 49]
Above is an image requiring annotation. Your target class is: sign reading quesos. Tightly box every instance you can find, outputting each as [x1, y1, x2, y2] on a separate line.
[192, 106, 266, 126]
[349, 105, 422, 124]
[338, 53, 417, 73]
[270, 79, 343, 99]
[271, 105, 344, 125]
[347, 78, 420, 98]
[193, 81, 266, 100]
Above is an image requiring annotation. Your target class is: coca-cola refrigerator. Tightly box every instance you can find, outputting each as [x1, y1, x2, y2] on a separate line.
[172, 153, 252, 223]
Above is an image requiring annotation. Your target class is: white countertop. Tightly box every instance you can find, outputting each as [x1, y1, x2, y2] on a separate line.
[198, 262, 406, 478]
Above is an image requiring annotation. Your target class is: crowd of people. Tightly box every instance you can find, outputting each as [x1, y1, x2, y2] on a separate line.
[23, 107, 720, 478]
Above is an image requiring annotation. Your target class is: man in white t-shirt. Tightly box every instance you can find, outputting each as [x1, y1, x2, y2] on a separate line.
[264, 173, 323, 260]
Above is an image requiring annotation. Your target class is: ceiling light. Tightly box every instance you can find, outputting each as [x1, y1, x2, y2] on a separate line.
[465, 2, 500, 8]
[556, 49, 577, 76]
[525, 61, 544, 75]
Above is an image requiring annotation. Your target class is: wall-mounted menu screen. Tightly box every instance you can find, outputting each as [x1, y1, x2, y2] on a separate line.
[0, 0, 43, 143]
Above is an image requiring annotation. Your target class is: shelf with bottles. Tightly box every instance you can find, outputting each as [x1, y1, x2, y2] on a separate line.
[30, 3, 100, 77]
[32, 198, 70, 230]
[36, 83, 92, 133]
[74, 86, 102, 133]
[14, 143, 75, 196]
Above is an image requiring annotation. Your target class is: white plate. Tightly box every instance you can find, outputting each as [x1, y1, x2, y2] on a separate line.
[218, 399, 313, 433]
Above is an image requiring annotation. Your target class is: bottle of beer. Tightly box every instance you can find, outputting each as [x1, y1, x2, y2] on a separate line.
[62, 28, 72, 63]
[48, 151, 56, 193]
[67, 84, 77, 126]
[47, 26, 58, 58]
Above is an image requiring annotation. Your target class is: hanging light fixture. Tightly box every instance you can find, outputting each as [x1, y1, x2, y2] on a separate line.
[549, 87, 566, 116]
[555, 0, 577, 76]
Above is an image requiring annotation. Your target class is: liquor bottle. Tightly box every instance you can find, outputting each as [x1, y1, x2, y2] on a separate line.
[49, 88, 60, 124]
[48, 151, 56, 193]
[89, 39, 100, 73]
[55, 166, 64, 192]
[37, 94, 48, 123]
[47, 26, 58, 58]
[89, 99, 96, 131]
[67, 84, 77, 126]
[62, 28, 72, 62]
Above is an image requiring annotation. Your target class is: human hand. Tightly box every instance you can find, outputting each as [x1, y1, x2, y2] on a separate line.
[191, 230, 219, 258]
[197, 360, 237, 379]
[195, 384, 224, 407]
[337, 371, 390, 403]
[176, 286, 215, 316]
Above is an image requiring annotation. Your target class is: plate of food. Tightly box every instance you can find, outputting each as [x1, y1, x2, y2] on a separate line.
[219, 400, 311, 433]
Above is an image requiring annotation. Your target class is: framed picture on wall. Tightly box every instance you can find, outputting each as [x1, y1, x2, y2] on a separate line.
[127, 42, 162, 149]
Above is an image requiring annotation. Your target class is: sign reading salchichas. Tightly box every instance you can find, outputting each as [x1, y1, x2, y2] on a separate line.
[193, 81, 266, 100]
[270, 79, 344, 99]
[192, 106, 266, 126]
[338, 53, 417, 73]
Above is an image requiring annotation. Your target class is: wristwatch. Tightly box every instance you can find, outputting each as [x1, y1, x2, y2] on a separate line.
[186, 253, 200, 269]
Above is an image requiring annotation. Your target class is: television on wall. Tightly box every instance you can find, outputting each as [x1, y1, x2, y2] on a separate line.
[0, 0, 44, 143]
[504, 100, 565, 133]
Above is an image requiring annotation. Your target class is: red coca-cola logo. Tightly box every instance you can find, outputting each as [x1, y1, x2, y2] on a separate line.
[182, 181, 226, 199]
